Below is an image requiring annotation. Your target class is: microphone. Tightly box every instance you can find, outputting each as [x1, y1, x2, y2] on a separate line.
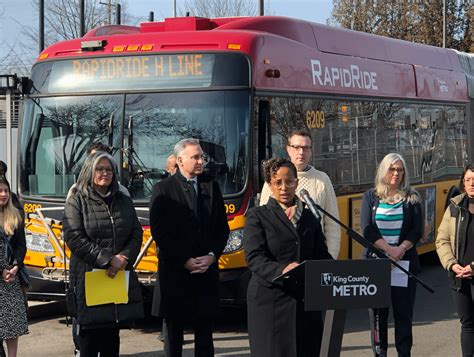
[299, 189, 321, 222]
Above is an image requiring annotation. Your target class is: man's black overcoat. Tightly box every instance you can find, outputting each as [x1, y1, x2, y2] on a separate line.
[149, 172, 229, 320]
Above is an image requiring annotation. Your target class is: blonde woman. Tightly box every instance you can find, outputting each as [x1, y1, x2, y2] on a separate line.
[0, 176, 28, 357]
[360, 153, 422, 357]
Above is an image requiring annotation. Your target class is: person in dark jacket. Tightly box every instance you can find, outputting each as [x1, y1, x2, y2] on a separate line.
[0, 175, 28, 357]
[63, 152, 144, 357]
[361, 153, 422, 357]
[149, 138, 229, 357]
[243, 157, 333, 357]
[436, 164, 474, 357]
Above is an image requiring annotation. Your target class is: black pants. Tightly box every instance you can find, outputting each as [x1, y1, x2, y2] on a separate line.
[78, 327, 120, 357]
[166, 318, 214, 357]
[369, 277, 417, 357]
[296, 303, 323, 357]
[452, 279, 474, 357]
[162, 319, 170, 356]
[72, 318, 80, 351]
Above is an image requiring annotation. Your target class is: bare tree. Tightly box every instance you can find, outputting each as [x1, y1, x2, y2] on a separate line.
[23, 0, 131, 49]
[330, 0, 473, 51]
[0, 47, 33, 77]
[0, 0, 133, 76]
[180, 0, 271, 18]
[0, 2, 33, 76]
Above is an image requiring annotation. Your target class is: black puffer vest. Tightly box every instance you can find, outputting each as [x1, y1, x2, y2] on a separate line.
[63, 184, 144, 327]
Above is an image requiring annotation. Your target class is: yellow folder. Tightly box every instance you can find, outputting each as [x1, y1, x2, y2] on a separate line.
[85, 270, 129, 306]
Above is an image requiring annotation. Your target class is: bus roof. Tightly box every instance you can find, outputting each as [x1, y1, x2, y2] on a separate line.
[37, 16, 468, 103]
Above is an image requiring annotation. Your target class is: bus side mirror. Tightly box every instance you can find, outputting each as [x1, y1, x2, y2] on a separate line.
[20, 77, 33, 95]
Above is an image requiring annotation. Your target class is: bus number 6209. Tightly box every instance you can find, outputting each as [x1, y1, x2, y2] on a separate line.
[225, 204, 236, 214]
[306, 110, 325, 129]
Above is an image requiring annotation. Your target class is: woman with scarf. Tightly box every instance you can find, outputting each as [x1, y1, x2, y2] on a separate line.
[0, 176, 28, 357]
[243, 157, 333, 357]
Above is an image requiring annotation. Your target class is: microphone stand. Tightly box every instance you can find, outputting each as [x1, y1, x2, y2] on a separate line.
[308, 199, 434, 294]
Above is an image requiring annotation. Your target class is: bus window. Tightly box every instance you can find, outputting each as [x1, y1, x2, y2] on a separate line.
[122, 90, 250, 200]
[380, 104, 419, 183]
[20, 95, 123, 197]
[264, 96, 468, 195]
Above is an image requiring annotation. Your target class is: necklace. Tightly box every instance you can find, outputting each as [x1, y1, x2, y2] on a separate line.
[384, 193, 403, 204]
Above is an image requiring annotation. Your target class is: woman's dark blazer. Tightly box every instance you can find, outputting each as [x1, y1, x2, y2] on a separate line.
[360, 189, 423, 273]
[243, 197, 332, 357]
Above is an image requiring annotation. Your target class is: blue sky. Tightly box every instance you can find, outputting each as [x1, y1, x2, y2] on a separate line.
[0, 0, 332, 63]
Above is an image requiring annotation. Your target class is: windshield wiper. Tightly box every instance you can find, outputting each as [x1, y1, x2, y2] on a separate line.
[124, 115, 156, 197]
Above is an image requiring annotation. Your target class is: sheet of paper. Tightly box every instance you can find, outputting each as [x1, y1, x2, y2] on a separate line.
[125, 271, 130, 292]
[391, 260, 410, 287]
[85, 269, 128, 306]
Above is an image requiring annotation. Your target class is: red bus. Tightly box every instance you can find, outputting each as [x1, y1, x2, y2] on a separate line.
[19, 16, 473, 301]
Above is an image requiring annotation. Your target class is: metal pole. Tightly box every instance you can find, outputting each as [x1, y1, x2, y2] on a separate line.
[80, 0, 85, 36]
[443, 0, 446, 48]
[108, 0, 112, 25]
[355, 116, 360, 184]
[5, 89, 12, 185]
[39, 0, 44, 52]
[116, 3, 121, 25]
[174, 0, 177, 17]
[149, 11, 154, 22]
[259, 0, 264, 16]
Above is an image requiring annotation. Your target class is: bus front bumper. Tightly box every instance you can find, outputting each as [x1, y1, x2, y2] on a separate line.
[218, 268, 251, 305]
[26, 266, 67, 301]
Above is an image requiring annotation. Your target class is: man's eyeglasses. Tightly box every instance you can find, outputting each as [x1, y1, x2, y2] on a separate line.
[270, 180, 297, 189]
[388, 167, 404, 174]
[288, 145, 312, 151]
[95, 167, 113, 174]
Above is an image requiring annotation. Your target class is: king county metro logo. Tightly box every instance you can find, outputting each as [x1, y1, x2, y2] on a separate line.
[321, 273, 333, 286]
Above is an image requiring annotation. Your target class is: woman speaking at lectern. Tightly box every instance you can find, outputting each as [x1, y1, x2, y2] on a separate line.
[243, 157, 332, 357]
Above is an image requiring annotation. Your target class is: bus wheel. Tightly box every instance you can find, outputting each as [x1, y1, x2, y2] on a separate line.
[445, 186, 461, 209]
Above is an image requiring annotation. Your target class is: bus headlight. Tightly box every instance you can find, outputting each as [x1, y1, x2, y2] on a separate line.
[25, 232, 55, 253]
[223, 229, 243, 254]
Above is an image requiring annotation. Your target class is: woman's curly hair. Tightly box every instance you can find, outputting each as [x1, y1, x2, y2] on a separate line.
[262, 157, 297, 183]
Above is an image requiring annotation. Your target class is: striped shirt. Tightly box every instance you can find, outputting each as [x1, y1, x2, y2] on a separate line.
[375, 201, 404, 245]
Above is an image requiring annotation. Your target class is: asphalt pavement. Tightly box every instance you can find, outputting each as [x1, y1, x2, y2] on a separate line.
[16, 254, 463, 356]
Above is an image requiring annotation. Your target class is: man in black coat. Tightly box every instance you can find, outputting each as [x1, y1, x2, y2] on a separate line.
[149, 138, 229, 357]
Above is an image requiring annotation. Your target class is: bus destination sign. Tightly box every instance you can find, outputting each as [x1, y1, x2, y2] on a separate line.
[73, 54, 208, 81]
[47, 54, 215, 92]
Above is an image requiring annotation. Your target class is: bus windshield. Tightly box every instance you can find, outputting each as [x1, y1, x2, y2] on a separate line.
[19, 90, 250, 200]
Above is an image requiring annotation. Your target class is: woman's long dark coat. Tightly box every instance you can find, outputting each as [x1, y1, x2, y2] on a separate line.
[63, 184, 144, 327]
[149, 173, 229, 320]
[243, 197, 333, 357]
